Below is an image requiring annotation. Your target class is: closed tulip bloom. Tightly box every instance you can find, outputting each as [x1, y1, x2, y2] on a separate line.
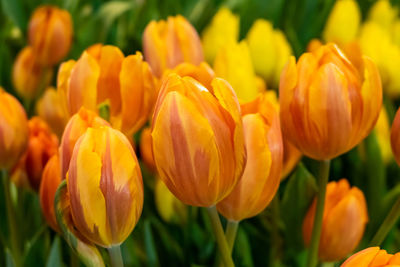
[28, 5, 73, 66]
[139, 127, 156, 172]
[303, 179, 368, 262]
[0, 88, 29, 170]
[322, 0, 361, 45]
[155, 178, 187, 224]
[390, 108, 400, 166]
[68, 126, 143, 247]
[40, 154, 61, 232]
[60, 108, 109, 180]
[341, 247, 400, 267]
[368, 0, 398, 29]
[36, 87, 69, 137]
[151, 74, 246, 207]
[201, 7, 239, 64]
[246, 19, 292, 88]
[375, 107, 392, 164]
[217, 93, 283, 221]
[12, 46, 52, 100]
[280, 44, 382, 160]
[214, 41, 259, 102]
[143, 15, 204, 77]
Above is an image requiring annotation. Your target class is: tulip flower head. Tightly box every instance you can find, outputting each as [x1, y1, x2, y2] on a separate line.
[217, 93, 283, 221]
[143, 15, 204, 77]
[155, 178, 187, 224]
[280, 43, 382, 160]
[368, 0, 398, 29]
[0, 88, 29, 170]
[390, 107, 400, 166]
[68, 126, 143, 247]
[303, 179, 368, 262]
[28, 5, 73, 66]
[139, 127, 156, 172]
[151, 74, 246, 207]
[341, 247, 400, 267]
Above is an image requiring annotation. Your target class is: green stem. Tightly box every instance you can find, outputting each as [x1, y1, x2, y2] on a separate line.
[370, 197, 400, 246]
[206, 206, 234, 267]
[2, 169, 21, 267]
[225, 220, 239, 253]
[108, 245, 124, 267]
[307, 160, 331, 267]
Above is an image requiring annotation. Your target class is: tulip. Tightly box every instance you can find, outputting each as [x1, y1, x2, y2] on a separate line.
[36, 87, 69, 137]
[143, 15, 204, 77]
[322, 0, 361, 45]
[155, 178, 187, 224]
[201, 7, 239, 64]
[368, 0, 398, 29]
[59, 108, 109, 180]
[12, 46, 52, 100]
[28, 5, 73, 66]
[0, 88, 29, 170]
[280, 43, 382, 160]
[391, 107, 400, 166]
[68, 126, 143, 247]
[303, 179, 368, 262]
[59, 46, 157, 136]
[214, 41, 260, 102]
[217, 93, 283, 221]
[12, 117, 58, 191]
[39, 154, 61, 232]
[374, 107, 392, 164]
[246, 19, 292, 88]
[341, 247, 400, 267]
[139, 127, 156, 172]
[151, 73, 246, 207]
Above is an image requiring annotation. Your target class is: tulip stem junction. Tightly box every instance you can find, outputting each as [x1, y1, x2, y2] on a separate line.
[108, 245, 124, 267]
[206, 206, 235, 267]
[306, 160, 331, 267]
[370, 196, 400, 246]
[2, 169, 21, 267]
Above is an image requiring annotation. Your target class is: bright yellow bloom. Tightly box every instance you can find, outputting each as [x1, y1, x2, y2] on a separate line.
[214, 41, 260, 102]
[375, 107, 392, 164]
[246, 19, 292, 89]
[68, 126, 143, 247]
[151, 74, 246, 207]
[322, 0, 361, 45]
[201, 7, 239, 64]
[368, 0, 398, 29]
[280, 44, 382, 160]
[217, 93, 283, 221]
[155, 178, 187, 224]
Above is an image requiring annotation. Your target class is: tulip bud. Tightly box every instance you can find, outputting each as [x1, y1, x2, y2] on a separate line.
[12, 46, 52, 100]
[341, 247, 400, 267]
[375, 107, 392, 164]
[322, 0, 361, 45]
[151, 74, 246, 207]
[280, 44, 382, 160]
[28, 5, 73, 66]
[214, 41, 260, 102]
[390, 108, 400, 166]
[40, 154, 61, 231]
[303, 179, 368, 262]
[0, 88, 29, 170]
[12, 117, 59, 191]
[368, 0, 398, 29]
[60, 108, 109, 180]
[201, 7, 239, 64]
[68, 126, 143, 247]
[246, 19, 292, 88]
[155, 178, 187, 224]
[143, 15, 204, 77]
[36, 87, 69, 137]
[139, 127, 156, 172]
[217, 93, 283, 221]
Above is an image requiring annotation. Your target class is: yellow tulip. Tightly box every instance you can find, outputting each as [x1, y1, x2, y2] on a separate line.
[155, 178, 187, 224]
[368, 0, 398, 29]
[375, 107, 392, 164]
[341, 247, 400, 267]
[201, 7, 239, 64]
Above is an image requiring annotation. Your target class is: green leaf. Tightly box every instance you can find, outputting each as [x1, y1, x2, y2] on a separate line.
[281, 163, 317, 252]
[144, 220, 159, 267]
[46, 237, 64, 267]
[23, 226, 50, 267]
[5, 249, 15, 267]
[1, 0, 27, 31]
[233, 228, 254, 267]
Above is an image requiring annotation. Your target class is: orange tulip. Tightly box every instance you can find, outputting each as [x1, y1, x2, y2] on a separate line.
[303, 179, 368, 262]
[151, 74, 246, 207]
[0, 88, 29, 170]
[217, 93, 283, 221]
[341, 247, 400, 267]
[280, 43, 382, 160]
[59, 108, 109, 180]
[36, 87, 69, 137]
[39, 154, 61, 232]
[139, 127, 156, 172]
[58, 46, 157, 136]
[143, 15, 204, 77]
[28, 5, 73, 66]
[12, 46, 52, 100]
[12, 117, 58, 191]
[390, 107, 400, 166]
[68, 126, 143, 247]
